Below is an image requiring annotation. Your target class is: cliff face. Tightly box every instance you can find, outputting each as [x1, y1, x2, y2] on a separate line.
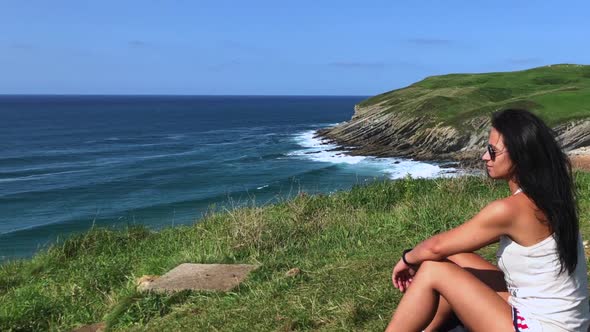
[316, 101, 590, 167]
[316, 65, 590, 168]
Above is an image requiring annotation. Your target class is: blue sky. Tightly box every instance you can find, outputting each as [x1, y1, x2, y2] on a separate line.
[1, 1, 589, 95]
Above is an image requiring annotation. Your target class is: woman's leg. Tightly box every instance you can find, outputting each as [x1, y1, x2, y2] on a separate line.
[385, 260, 513, 332]
[423, 253, 509, 331]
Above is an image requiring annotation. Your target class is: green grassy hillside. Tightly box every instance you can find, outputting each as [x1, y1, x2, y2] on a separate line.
[359, 64, 590, 127]
[1, 174, 590, 331]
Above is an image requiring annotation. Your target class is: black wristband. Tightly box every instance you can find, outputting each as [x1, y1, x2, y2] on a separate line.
[402, 248, 416, 266]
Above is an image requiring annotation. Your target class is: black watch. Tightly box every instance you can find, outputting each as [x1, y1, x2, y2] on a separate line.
[402, 248, 417, 266]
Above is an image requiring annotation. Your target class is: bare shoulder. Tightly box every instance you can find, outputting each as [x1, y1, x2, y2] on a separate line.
[480, 198, 519, 226]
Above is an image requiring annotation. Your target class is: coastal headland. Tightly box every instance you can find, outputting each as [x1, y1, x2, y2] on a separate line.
[316, 64, 590, 169]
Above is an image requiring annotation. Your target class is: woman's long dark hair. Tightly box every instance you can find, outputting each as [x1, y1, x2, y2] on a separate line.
[492, 109, 579, 275]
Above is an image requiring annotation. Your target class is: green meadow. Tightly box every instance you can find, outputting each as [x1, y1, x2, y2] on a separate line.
[2, 173, 590, 331]
[360, 64, 590, 127]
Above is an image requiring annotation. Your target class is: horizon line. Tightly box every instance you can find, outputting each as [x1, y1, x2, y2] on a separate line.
[0, 93, 371, 97]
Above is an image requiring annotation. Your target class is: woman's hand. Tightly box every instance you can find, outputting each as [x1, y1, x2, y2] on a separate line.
[391, 258, 417, 293]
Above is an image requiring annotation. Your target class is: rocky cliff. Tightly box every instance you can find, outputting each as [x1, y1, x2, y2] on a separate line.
[316, 65, 590, 168]
[316, 108, 590, 168]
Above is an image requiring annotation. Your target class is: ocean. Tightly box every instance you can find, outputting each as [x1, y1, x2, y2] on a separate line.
[0, 95, 455, 261]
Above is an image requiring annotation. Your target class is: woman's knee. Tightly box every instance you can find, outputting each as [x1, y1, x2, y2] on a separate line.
[447, 252, 480, 266]
[415, 260, 455, 285]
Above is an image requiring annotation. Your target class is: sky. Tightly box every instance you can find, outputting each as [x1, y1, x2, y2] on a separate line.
[1, 1, 589, 95]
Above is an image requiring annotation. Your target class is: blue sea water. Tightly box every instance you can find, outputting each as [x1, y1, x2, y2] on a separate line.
[0, 95, 455, 261]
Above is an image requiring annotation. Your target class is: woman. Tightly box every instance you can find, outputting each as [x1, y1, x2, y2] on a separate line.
[386, 109, 589, 332]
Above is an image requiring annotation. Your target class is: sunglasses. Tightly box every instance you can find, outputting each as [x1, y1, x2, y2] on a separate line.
[487, 144, 505, 161]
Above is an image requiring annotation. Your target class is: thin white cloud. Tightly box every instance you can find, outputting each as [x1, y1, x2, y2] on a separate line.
[9, 42, 35, 50]
[328, 61, 388, 69]
[128, 40, 148, 48]
[207, 60, 242, 72]
[406, 38, 453, 46]
[506, 57, 542, 65]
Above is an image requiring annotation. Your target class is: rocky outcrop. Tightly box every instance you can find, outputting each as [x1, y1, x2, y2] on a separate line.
[554, 120, 590, 150]
[316, 104, 590, 168]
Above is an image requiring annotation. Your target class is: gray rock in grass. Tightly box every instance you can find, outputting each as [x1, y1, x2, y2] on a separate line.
[140, 263, 259, 293]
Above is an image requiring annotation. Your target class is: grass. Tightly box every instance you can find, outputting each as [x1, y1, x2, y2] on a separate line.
[358, 64, 590, 128]
[1, 173, 590, 331]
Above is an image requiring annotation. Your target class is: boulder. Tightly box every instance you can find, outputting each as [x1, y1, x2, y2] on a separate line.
[139, 263, 258, 293]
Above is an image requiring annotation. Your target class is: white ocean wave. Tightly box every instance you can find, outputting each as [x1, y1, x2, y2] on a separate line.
[289, 129, 459, 179]
[287, 130, 366, 164]
[0, 169, 87, 183]
[166, 134, 186, 140]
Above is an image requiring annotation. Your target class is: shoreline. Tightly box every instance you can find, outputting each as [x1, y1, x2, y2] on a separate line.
[316, 129, 590, 172]
[314, 128, 590, 172]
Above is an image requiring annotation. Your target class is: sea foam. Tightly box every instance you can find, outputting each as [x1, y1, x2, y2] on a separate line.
[289, 129, 457, 179]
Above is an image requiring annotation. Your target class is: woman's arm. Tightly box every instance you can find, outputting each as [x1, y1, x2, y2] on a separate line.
[404, 199, 515, 265]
